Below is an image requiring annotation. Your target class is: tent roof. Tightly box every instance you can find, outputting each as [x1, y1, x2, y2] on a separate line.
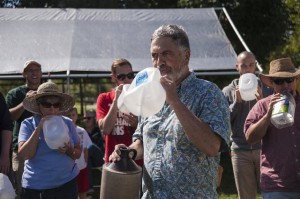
[0, 8, 237, 75]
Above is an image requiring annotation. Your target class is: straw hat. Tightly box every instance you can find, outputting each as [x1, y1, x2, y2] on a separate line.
[23, 81, 75, 115]
[259, 57, 300, 87]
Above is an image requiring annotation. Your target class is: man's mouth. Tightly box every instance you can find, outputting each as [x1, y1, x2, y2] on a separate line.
[158, 65, 169, 74]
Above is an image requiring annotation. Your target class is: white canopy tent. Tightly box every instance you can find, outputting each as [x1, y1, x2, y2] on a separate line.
[0, 8, 238, 79]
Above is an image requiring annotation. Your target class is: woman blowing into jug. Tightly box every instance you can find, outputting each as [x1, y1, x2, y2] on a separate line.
[18, 81, 81, 199]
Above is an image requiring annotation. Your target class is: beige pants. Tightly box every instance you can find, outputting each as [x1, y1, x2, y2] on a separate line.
[12, 151, 24, 199]
[231, 150, 260, 199]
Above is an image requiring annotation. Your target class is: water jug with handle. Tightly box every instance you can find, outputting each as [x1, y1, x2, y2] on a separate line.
[239, 73, 258, 101]
[117, 67, 166, 117]
[100, 147, 142, 199]
[43, 116, 70, 149]
[271, 90, 296, 129]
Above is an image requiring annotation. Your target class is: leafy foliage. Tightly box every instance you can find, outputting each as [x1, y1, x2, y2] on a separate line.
[269, 0, 300, 67]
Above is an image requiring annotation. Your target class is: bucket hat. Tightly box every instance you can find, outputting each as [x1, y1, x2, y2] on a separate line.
[259, 57, 300, 87]
[23, 60, 41, 72]
[23, 81, 75, 115]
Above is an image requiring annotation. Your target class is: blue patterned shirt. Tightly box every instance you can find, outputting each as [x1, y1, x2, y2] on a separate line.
[133, 72, 230, 199]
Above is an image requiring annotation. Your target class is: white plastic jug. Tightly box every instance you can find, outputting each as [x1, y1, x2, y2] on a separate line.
[0, 173, 15, 199]
[239, 73, 258, 101]
[271, 90, 296, 129]
[117, 84, 131, 115]
[117, 67, 166, 117]
[43, 116, 70, 149]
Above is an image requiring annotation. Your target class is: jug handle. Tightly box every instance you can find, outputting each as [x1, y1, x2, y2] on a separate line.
[120, 147, 137, 160]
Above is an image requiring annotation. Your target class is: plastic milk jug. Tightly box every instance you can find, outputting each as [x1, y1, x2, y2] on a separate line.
[43, 116, 70, 149]
[117, 84, 131, 115]
[117, 67, 166, 117]
[271, 90, 296, 129]
[239, 73, 258, 101]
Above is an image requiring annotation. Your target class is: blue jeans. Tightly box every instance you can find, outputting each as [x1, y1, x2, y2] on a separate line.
[87, 144, 104, 189]
[262, 191, 300, 199]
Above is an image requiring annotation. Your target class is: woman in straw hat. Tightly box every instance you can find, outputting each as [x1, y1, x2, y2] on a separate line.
[244, 57, 300, 198]
[18, 81, 82, 199]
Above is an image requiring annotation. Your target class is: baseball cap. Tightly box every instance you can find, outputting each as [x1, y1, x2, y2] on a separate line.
[23, 60, 41, 72]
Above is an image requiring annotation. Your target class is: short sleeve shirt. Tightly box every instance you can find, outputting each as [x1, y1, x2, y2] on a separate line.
[133, 72, 230, 199]
[244, 94, 300, 192]
[96, 91, 143, 166]
[19, 116, 80, 189]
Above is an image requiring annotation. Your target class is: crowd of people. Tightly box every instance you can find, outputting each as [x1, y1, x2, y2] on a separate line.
[0, 24, 299, 199]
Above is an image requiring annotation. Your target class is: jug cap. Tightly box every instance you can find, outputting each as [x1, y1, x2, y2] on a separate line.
[43, 116, 70, 149]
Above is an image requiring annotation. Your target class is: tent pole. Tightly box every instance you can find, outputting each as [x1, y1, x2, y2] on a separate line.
[220, 7, 263, 72]
[66, 70, 70, 94]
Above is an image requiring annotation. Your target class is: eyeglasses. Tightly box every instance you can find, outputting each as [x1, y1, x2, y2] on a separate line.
[40, 102, 61, 108]
[83, 117, 94, 120]
[272, 78, 295, 85]
[116, 72, 135, 81]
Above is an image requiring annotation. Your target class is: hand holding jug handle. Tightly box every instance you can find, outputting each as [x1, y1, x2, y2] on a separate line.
[119, 147, 137, 160]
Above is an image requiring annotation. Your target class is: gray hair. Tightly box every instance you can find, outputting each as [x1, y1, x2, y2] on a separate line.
[151, 25, 190, 51]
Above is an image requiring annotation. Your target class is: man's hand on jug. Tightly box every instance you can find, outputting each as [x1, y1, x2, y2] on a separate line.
[109, 144, 136, 162]
[160, 76, 179, 106]
[115, 84, 124, 99]
[234, 87, 242, 103]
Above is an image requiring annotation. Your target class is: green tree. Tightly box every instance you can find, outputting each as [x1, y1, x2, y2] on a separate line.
[269, 0, 300, 66]
[221, 0, 289, 71]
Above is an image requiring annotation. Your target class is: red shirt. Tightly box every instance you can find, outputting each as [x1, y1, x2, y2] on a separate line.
[244, 94, 300, 192]
[96, 91, 143, 166]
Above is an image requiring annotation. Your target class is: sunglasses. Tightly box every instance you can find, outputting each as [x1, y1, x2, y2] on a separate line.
[40, 102, 61, 108]
[83, 117, 94, 120]
[116, 72, 135, 81]
[272, 78, 295, 85]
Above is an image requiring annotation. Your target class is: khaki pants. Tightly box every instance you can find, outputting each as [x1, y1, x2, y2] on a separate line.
[231, 149, 260, 199]
[12, 151, 24, 199]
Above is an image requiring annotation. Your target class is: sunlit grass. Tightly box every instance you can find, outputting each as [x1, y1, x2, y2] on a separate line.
[219, 194, 238, 199]
[219, 194, 262, 199]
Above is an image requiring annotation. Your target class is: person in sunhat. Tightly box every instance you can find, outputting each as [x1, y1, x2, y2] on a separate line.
[17, 81, 82, 199]
[244, 57, 300, 198]
[6, 60, 43, 199]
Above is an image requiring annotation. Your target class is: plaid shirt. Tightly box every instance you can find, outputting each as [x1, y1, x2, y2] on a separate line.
[133, 72, 230, 199]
